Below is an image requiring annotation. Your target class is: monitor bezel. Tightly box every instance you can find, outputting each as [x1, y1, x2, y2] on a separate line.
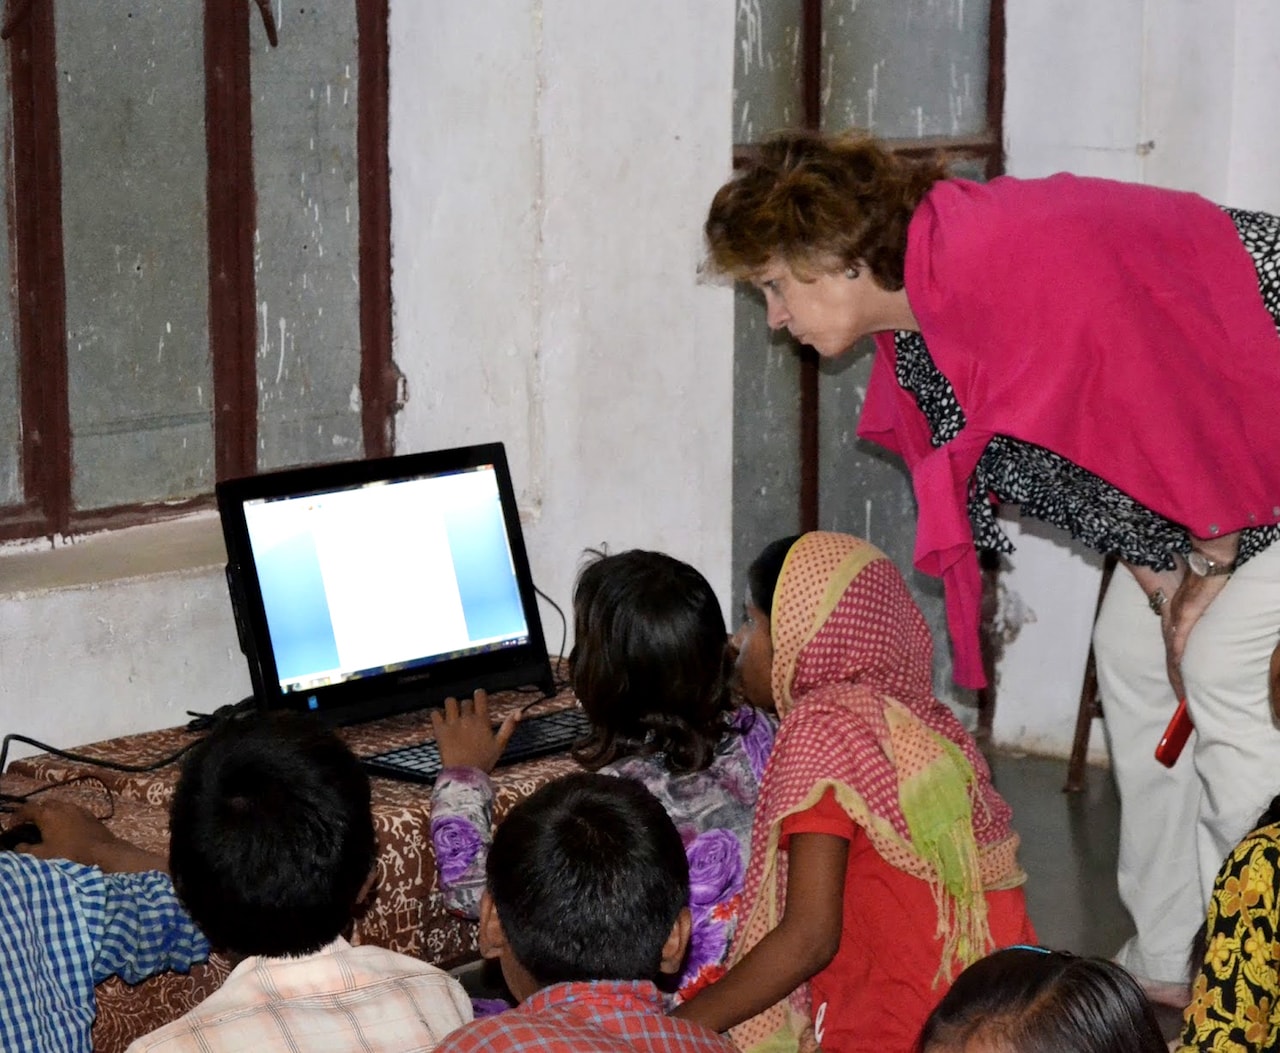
[216, 442, 555, 725]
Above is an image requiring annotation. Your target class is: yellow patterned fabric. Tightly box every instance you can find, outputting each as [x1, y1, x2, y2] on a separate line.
[1179, 822, 1280, 1052]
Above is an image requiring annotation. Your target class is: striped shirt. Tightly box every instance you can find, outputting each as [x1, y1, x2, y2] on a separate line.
[437, 980, 738, 1053]
[0, 853, 209, 1053]
[126, 937, 472, 1052]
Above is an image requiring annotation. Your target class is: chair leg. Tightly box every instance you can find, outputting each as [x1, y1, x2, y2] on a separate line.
[1064, 653, 1098, 793]
[1062, 555, 1117, 793]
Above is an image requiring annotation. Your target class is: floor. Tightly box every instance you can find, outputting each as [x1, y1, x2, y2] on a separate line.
[988, 750, 1133, 958]
[989, 749, 1185, 1040]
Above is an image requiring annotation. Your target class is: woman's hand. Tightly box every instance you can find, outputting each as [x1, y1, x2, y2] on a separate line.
[430, 690, 519, 774]
[1127, 533, 1238, 700]
[1159, 529, 1239, 698]
[1161, 571, 1230, 700]
[1124, 562, 1186, 695]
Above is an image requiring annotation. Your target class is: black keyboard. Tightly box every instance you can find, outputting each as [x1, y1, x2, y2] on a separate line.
[362, 706, 592, 785]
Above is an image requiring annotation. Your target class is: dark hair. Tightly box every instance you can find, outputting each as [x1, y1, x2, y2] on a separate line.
[747, 535, 802, 617]
[487, 772, 689, 986]
[569, 549, 733, 774]
[1254, 793, 1280, 831]
[918, 947, 1166, 1053]
[704, 129, 948, 290]
[168, 712, 377, 958]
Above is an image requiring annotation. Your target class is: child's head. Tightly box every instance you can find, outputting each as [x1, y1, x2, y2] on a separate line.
[168, 711, 377, 959]
[746, 534, 802, 617]
[570, 549, 733, 773]
[732, 534, 801, 710]
[479, 771, 690, 1001]
[917, 947, 1166, 1053]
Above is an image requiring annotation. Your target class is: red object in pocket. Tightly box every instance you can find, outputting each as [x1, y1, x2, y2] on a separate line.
[1155, 698, 1194, 767]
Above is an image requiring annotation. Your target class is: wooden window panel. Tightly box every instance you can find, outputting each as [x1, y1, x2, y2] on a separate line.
[0, 0, 392, 542]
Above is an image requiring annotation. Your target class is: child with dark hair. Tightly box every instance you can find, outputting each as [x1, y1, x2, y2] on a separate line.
[677, 532, 1034, 1052]
[918, 946, 1167, 1053]
[1177, 793, 1280, 1051]
[126, 712, 472, 1052]
[437, 772, 738, 1052]
[430, 549, 776, 1002]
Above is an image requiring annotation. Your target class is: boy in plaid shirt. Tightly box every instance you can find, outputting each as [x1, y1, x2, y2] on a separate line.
[127, 713, 472, 1052]
[438, 772, 737, 1053]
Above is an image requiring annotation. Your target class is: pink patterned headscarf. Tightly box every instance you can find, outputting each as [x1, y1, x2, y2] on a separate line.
[728, 533, 1024, 1053]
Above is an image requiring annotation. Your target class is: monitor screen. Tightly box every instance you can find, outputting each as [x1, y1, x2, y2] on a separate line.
[217, 443, 554, 723]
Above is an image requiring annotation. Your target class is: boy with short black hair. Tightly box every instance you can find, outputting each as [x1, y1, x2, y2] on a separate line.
[127, 712, 471, 1052]
[438, 772, 737, 1052]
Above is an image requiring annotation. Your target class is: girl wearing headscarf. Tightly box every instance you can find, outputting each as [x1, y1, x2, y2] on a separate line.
[676, 532, 1034, 1053]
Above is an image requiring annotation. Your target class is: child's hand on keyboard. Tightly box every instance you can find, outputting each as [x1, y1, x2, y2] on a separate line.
[430, 690, 520, 774]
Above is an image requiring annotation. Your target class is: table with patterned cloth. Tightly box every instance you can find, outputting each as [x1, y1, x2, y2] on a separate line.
[1, 685, 580, 1053]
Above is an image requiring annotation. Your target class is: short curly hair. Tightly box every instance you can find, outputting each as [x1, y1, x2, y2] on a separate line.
[704, 129, 947, 290]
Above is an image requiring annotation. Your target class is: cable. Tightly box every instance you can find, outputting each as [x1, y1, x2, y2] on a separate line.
[534, 583, 570, 691]
[0, 696, 256, 780]
[0, 732, 202, 780]
[1, 774, 116, 819]
[183, 695, 258, 732]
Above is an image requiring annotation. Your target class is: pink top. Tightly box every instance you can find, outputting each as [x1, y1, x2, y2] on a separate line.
[858, 174, 1280, 687]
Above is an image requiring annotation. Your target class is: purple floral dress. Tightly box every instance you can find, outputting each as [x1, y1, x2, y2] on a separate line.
[430, 706, 776, 1002]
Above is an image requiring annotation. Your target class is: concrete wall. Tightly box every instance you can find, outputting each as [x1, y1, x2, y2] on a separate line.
[390, 1, 736, 631]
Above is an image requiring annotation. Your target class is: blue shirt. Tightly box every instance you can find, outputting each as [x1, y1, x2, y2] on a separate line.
[0, 853, 210, 1053]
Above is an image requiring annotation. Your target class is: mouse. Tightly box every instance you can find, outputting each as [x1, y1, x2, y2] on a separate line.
[0, 820, 43, 851]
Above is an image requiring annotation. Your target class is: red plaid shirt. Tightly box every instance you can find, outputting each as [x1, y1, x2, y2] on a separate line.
[437, 980, 736, 1053]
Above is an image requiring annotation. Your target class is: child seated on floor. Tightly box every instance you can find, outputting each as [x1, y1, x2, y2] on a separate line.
[917, 946, 1166, 1053]
[675, 532, 1036, 1053]
[436, 772, 738, 1053]
[429, 549, 776, 1003]
[127, 712, 472, 1053]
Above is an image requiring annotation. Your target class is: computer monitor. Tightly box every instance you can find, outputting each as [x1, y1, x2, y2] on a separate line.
[216, 442, 555, 724]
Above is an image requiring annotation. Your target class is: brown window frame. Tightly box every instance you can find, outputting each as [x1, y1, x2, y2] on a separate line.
[0, 0, 396, 542]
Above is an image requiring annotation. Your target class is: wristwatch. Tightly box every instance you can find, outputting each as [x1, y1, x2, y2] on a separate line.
[1186, 549, 1235, 577]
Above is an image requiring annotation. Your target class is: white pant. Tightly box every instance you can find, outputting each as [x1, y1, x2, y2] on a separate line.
[1093, 542, 1280, 985]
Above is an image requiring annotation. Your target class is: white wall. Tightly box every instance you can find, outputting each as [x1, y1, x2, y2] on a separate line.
[390, 1, 736, 630]
[0, 1, 735, 757]
[994, 0, 1280, 758]
[0, 565, 249, 757]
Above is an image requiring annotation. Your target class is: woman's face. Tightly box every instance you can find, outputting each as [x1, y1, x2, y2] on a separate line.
[753, 258, 908, 357]
[731, 600, 775, 712]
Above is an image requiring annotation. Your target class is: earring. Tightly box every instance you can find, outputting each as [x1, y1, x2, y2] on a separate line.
[845, 265, 860, 280]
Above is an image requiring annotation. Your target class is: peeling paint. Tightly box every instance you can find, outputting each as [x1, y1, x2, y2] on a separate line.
[992, 580, 1037, 646]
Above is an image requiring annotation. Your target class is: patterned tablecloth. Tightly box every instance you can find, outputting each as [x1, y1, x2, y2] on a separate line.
[1, 684, 580, 1053]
